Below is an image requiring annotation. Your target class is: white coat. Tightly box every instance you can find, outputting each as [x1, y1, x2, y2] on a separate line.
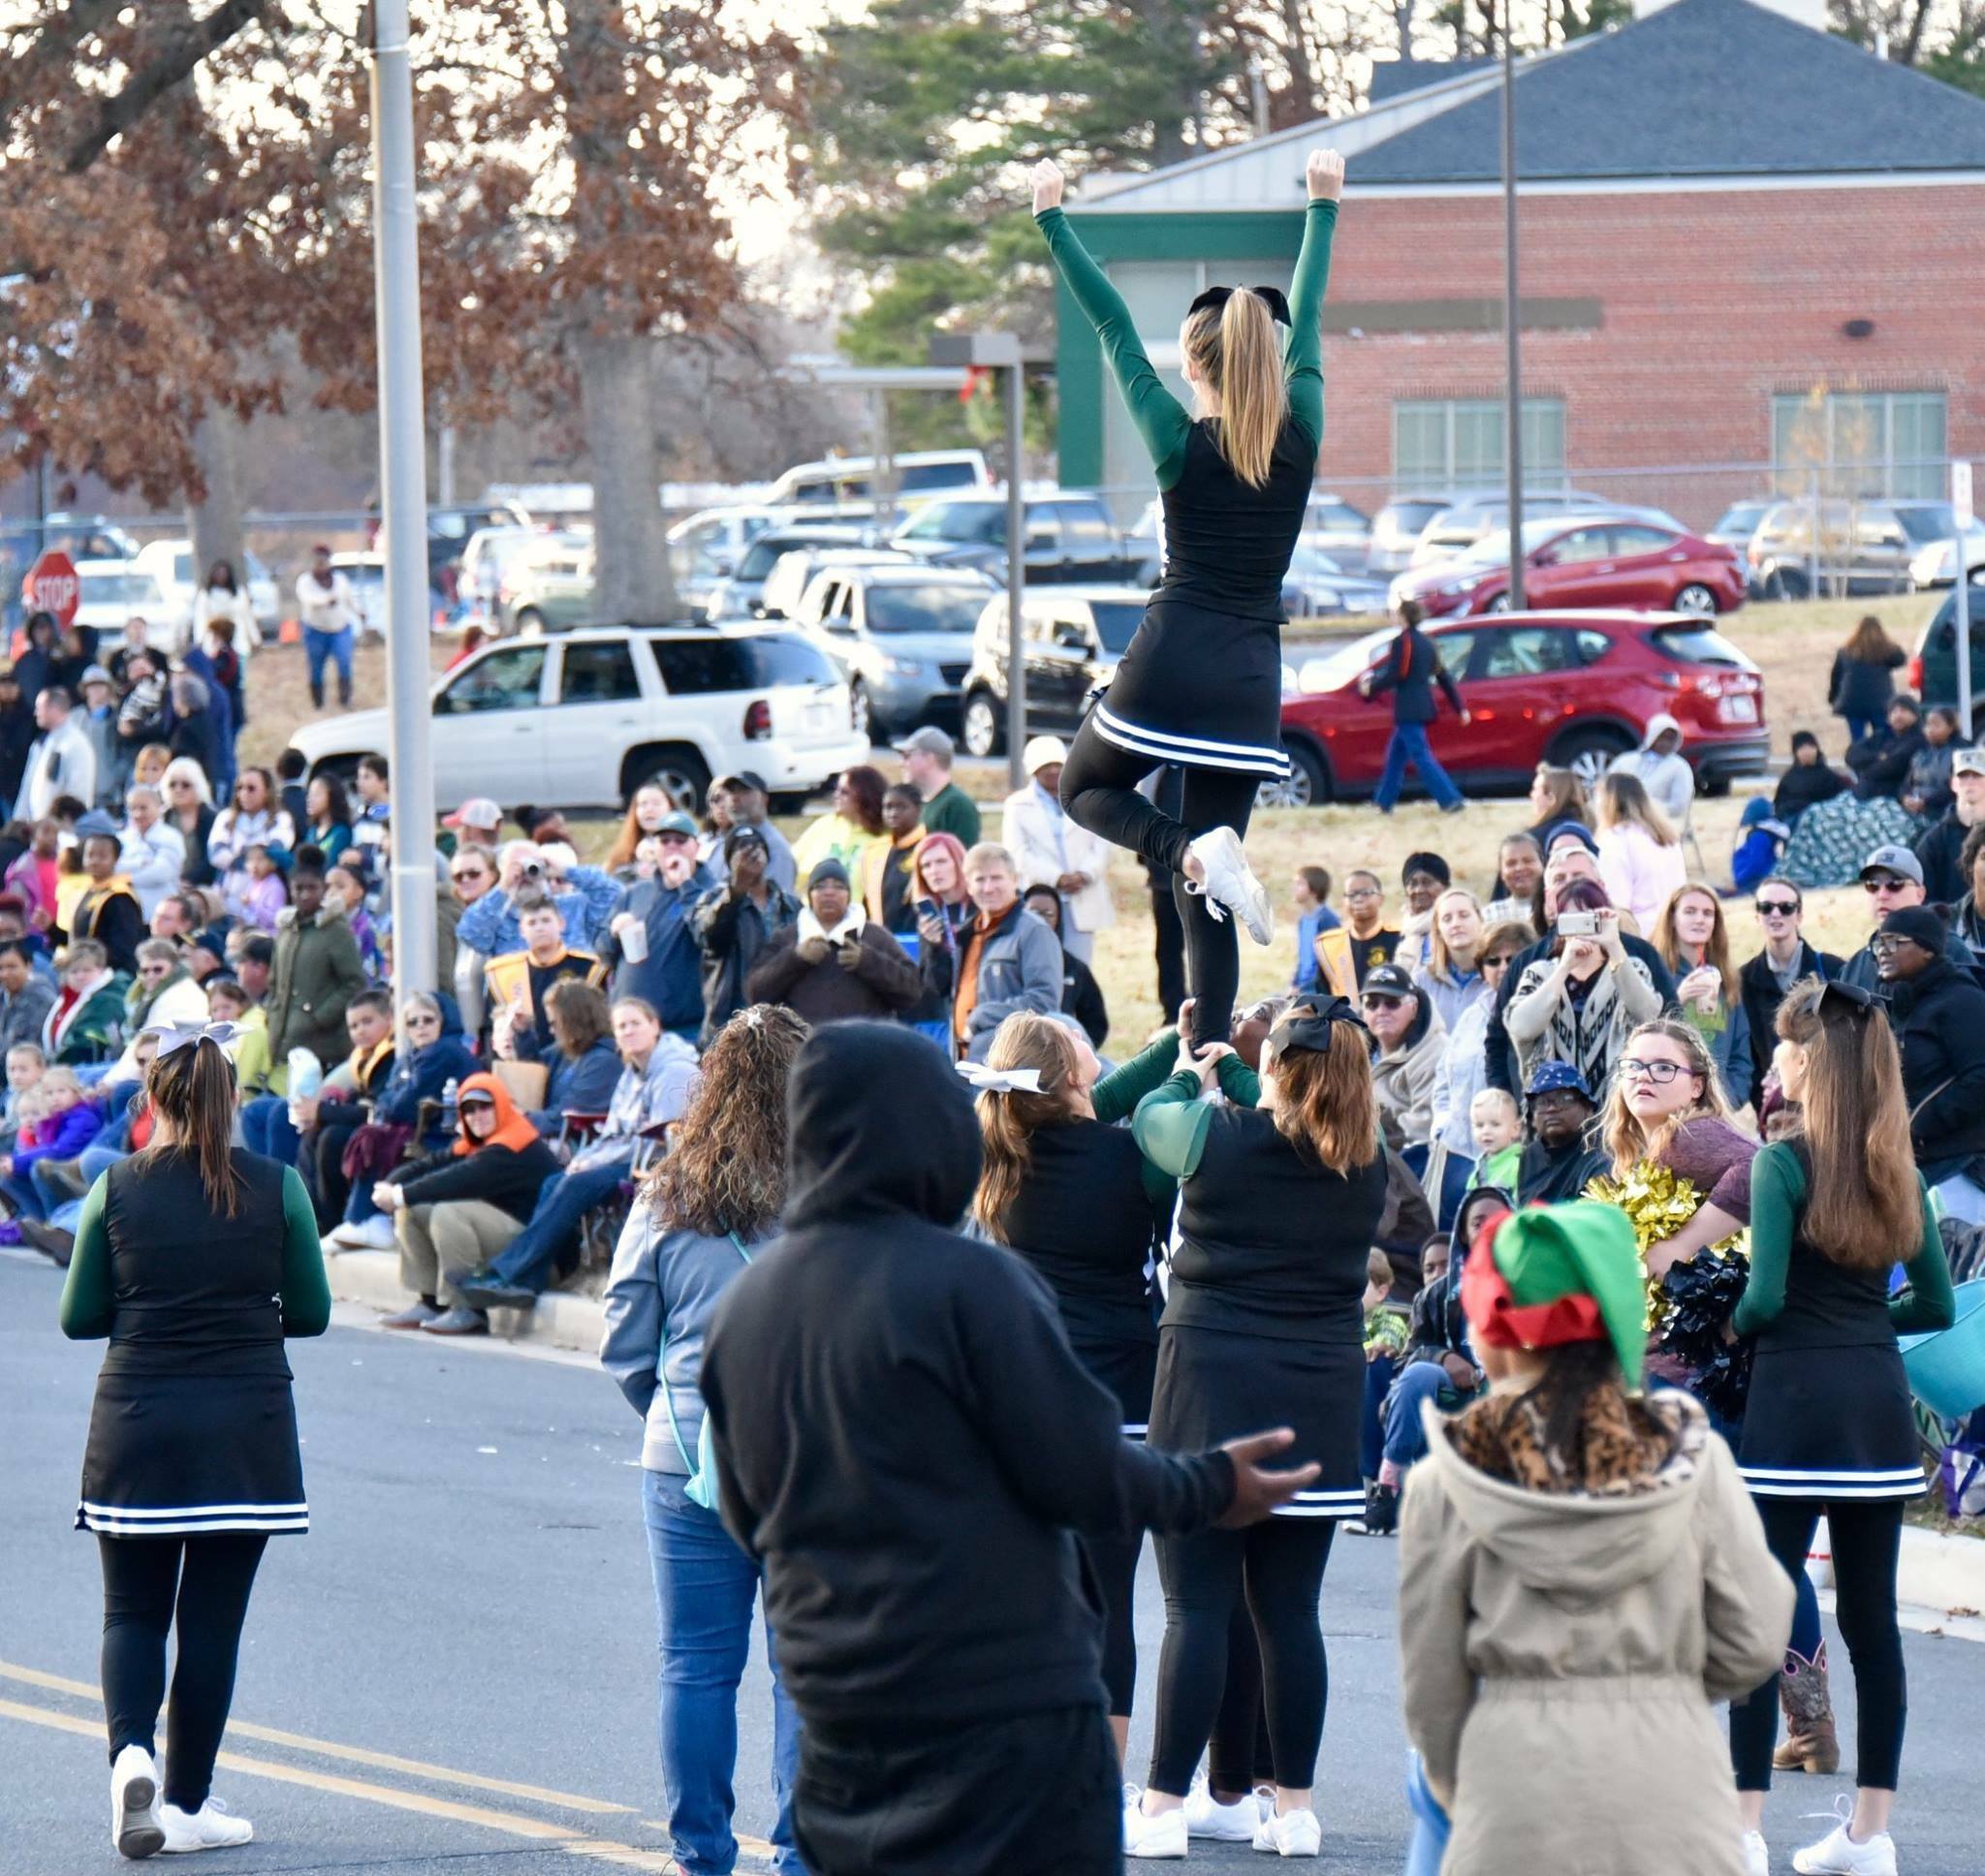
[1000, 784, 1116, 936]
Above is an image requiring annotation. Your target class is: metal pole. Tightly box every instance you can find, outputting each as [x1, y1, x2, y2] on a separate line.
[1957, 462, 1975, 739]
[1500, 0, 1525, 611]
[369, 0, 437, 1003]
[1005, 362, 1027, 791]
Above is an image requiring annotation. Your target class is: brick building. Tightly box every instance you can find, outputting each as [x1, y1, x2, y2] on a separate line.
[1051, 0, 1985, 530]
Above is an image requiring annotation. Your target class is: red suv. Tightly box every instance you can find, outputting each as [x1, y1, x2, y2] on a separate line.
[1392, 517, 1748, 619]
[1277, 610, 1767, 805]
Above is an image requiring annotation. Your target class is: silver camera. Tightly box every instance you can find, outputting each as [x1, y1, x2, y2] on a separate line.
[1558, 910, 1600, 938]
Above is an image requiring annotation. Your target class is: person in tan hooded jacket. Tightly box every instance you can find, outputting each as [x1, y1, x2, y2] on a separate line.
[1399, 1200, 1792, 1876]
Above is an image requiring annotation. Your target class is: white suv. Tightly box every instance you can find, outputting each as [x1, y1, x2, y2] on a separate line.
[285, 625, 866, 811]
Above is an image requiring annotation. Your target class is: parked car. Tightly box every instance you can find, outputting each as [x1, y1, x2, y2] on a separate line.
[1128, 491, 1375, 588]
[286, 625, 866, 813]
[1367, 492, 1466, 576]
[421, 502, 533, 601]
[330, 551, 389, 638]
[759, 546, 914, 625]
[131, 539, 279, 649]
[1390, 516, 1746, 619]
[667, 504, 784, 609]
[503, 531, 598, 636]
[1297, 493, 1374, 572]
[792, 564, 999, 740]
[1282, 544, 1391, 618]
[1706, 499, 1773, 557]
[1906, 518, 1985, 590]
[71, 560, 174, 651]
[1906, 566, 1985, 715]
[891, 491, 1136, 584]
[702, 523, 879, 621]
[1407, 488, 1627, 568]
[766, 449, 991, 512]
[1748, 498, 1969, 599]
[958, 585, 1150, 756]
[1277, 610, 1768, 806]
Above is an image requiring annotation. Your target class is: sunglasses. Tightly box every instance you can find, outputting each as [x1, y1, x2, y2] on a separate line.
[1755, 899, 1800, 917]
[405, 1012, 440, 1028]
[450, 868, 487, 883]
[1863, 877, 1911, 893]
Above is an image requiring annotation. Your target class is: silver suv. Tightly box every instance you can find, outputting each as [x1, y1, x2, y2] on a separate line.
[1748, 498, 1969, 599]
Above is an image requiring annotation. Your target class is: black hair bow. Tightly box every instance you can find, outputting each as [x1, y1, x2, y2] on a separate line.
[1187, 282, 1292, 327]
[1268, 994, 1367, 1056]
[1818, 979, 1878, 1020]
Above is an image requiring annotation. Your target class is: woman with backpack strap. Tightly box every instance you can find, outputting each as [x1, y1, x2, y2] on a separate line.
[600, 1003, 811, 1876]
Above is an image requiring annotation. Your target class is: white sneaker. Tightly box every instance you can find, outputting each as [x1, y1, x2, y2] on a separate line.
[1745, 1830, 1771, 1876]
[1182, 1777, 1258, 1841]
[1792, 1808, 1896, 1876]
[159, 1798, 253, 1853]
[1252, 1805, 1322, 1857]
[1123, 1798, 1188, 1860]
[110, 1744, 164, 1860]
[1185, 827, 1273, 947]
[332, 1214, 395, 1251]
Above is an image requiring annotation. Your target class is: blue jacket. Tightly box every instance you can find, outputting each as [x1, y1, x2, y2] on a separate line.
[530, 1035, 621, 1136]
[1364, 625, 1465, 727]
[1293, 904, 1342, 991]
[457, 868, 620, 957]
[599, 867, 718, 1032]
[374, 1030, 479, 1143]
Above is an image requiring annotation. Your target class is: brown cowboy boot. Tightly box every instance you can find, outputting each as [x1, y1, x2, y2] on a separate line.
[1773, 1644, 1841, 1774]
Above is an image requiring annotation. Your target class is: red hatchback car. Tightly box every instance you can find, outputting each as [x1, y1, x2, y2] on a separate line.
[1393, 517, 1748, 619]
[1276, 610, 1767, 805]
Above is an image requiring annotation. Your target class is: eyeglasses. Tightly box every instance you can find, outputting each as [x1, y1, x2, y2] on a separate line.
[1755, 899, 1800, 917]
[1871, 934, 1920, 954]
[1620, 1057, 1692, 1084]
[1864, 877, 1911, 893]
[405, 1012, 440, 1029]
[1345, 887, 1379, 902]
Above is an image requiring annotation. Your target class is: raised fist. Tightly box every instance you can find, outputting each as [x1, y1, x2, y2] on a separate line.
[1306, 149, 1345, 203]
[1031, 159, 1065, 214]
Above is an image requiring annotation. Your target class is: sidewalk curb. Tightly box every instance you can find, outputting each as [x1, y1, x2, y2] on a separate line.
[1897, 1525, 1985, 1621]
[324, 1247, 608, 1355]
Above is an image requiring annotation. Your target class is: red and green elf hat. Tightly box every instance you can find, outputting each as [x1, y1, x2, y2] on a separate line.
[1460, 1200, 1648, 1387]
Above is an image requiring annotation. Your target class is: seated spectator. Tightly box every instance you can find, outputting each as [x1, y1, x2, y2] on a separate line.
[1413, 889, 1491, 1034]
[353, 752, 392, 874]
[520, 978, 622, 1137]
[1593, 771, 1686, 935]
[1903, 704, 1962, 820]
[297, 989, 399, 1227]
[1651, 883, 1751, 1109]
[1395, 851, 1452, 974]
[607, 782, 677, 878]
[161, 756, 217, 886]
[1364, 962, 1446, 1156]
[789, 765, 889, 884]
[1314, 868, 1402, 994]
[487, 896, 600, 1060]
[208, 766, 297, 903]
[1737, 879, 1842, 1109]
[1, 1039, 44, 1142]
[1955, 825, 1985, 964]
[1501, 880, 1661, 1097]
[922, 842, 1061, 1063]
[863, 783, 928, 934]
[1425, 920, 1530, 1185]
[1729, 795, 1789, 898]
[205, 975, 271, 1097]
[228, 928, 274, 1004]
[268, 857, 368, 1096]
[1290, 864, 1341, 991]
[323, 859, 379, 974]
[1481, 832, 1544, 932]
[16, 1032, 159, 1262]
[373, 1073, 561, 1336]
[125, 936, 207, 1037]
[1514, 1060, 1609, 1204]
[65, 814, 146, 976]
[1465, 1088, 1523, 1193]
[1839, 843, 1983, 991]
[1526, 763, 1590, 851]
[457, 837, 620, 958]
[301, 771, 356, 868]
[114, 649, 170, 774]
[1773, 731, 1848, 826]
[227, 842, 289, 934]
[1914, 745, 1985, 903]
[1876, 904, 1985, 1225]
[598, 810, 714, 1044]
[42, 939, 128, 1065]
[5, 816, 61, 935]
[0, 895, 53, 985]
[0, 1065, 104, 1221]
[457, 997, 700, 1310]
[1846, 693, 1927, 802]
[1607, 711, 1694, 828]
[445, 840, 499, 1036]
[118, 782, 186, 919]
[276, 747, 309, 831]
[166, 672, 227, 787]
[692, 825, 800, 1046]
[1001, 737, 1112, 964]
[0, 940, 54, 1053]
[322, 992, 479, 1250]
[1021, 884, 1108, 1048]
[745, 859, 922, 1028]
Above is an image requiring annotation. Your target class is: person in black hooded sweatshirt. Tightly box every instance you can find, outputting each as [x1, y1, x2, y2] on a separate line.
[699, 1020, 1314, 1876]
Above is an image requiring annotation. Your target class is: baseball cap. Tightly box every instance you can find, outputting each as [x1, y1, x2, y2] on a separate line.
[443, 797, 503, 831]
[896, 726, 956, 762]
[1546, 823, 1600, 858]
[723, 825, 769, 859]
[1878, 906, 1947, 953]
[1859, 845, 1924, 887]
[1954, 749, 1985, 778]
[79, 665, 112, 688]
[1022, 735, 1069, 775]
[653, 810, 699, 839]
[1526, 1059, 1594, 1101]
[1360, 963, 1415, 1001]
[712, 770, 770, 797]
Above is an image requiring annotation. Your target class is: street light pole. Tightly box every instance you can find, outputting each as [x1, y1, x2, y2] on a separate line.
[369, 0, 437, 1003]
[1004, 360, 1027, 790]
[1501, 0, 1526, 612]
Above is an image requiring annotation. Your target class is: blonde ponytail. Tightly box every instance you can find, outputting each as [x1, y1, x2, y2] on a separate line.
[1182, 289, 1288, 490]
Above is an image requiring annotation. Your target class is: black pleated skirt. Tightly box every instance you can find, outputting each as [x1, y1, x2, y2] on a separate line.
[79, 1372, 308, 1537]
[1148, 1325, 1365, 1519]
[1737, 1344, 1925, 1501]
[1069, 1331, 1158, 1440]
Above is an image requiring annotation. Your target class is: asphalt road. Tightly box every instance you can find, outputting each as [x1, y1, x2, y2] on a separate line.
[4, 1247, 1981, 1874]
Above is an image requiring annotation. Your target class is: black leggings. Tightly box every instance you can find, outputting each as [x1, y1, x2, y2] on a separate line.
[1207, 1603, 1275, 1796]
[1059, 721, 1257, 1047]
[1729, 1497, 1906, 1792]
[1081, 1527, 1144, 1718]
[99, 1533, 268, 1812]
[1148, 1516, 1336, 1796]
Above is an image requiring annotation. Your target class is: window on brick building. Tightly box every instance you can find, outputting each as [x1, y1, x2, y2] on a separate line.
[1394, 398, 1566, 490]
[1771, 391, 1947, 501]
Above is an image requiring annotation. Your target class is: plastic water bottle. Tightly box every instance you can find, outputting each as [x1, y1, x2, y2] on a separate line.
[441, 1077, 459, 1132]
[286, 1047, 323, 1131]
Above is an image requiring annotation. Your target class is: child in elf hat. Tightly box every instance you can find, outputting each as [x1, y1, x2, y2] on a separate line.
[1398, 1201, 1793, 1876]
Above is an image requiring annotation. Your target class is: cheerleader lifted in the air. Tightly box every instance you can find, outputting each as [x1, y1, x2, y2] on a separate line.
[1032, 146, 1342, 1046]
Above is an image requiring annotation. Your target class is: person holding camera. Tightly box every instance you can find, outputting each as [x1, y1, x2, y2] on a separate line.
[744, 860, 922, 1030]
[692, 826, 801, 1047]
[455, 837, 621, 960]
[596, 810, 717, 1048]
[1500, 878, 1662, 1098]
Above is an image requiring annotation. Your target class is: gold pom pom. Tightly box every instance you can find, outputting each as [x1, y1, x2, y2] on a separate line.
[1584, 1159, 1749, 1331]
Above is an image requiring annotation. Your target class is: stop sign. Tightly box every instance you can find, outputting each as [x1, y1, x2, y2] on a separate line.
[22, 549, 80, 630]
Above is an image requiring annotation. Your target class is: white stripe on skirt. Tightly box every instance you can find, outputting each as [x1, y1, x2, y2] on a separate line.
[1092, 704, 1291, 777]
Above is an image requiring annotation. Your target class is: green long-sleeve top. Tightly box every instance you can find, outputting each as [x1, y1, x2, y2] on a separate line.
[1093, 1030, 1261, 1204]
[59, 1164, 331, 1342]
[1035, 200, 1338, 492]
[1130, 1056, 1266, 1181]
[1732, 1141, 1955, 1340]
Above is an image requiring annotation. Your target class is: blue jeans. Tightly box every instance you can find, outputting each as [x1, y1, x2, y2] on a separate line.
[641, 1470, 802, 1875]
[241, 1095, 301, 1166]
[488, 1161, 629, 1293]
[1361, 1353, 1397, 1480]
[1384, 1361, 1459, 1470]
[1373, 723, 1464, 812]
[305, 627, 355, 704]
[1845, 714, 1882, 749]
[2, 1168, 47, 1220]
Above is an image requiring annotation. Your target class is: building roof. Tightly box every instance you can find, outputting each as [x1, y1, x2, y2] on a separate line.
[1349, 0, 1985, 182]
[1366, 54, 1493, 104]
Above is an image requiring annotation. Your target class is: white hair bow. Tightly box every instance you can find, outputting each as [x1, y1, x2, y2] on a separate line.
[955, 1061, 1042, 1095]
[144, 1019, 240, 1059]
